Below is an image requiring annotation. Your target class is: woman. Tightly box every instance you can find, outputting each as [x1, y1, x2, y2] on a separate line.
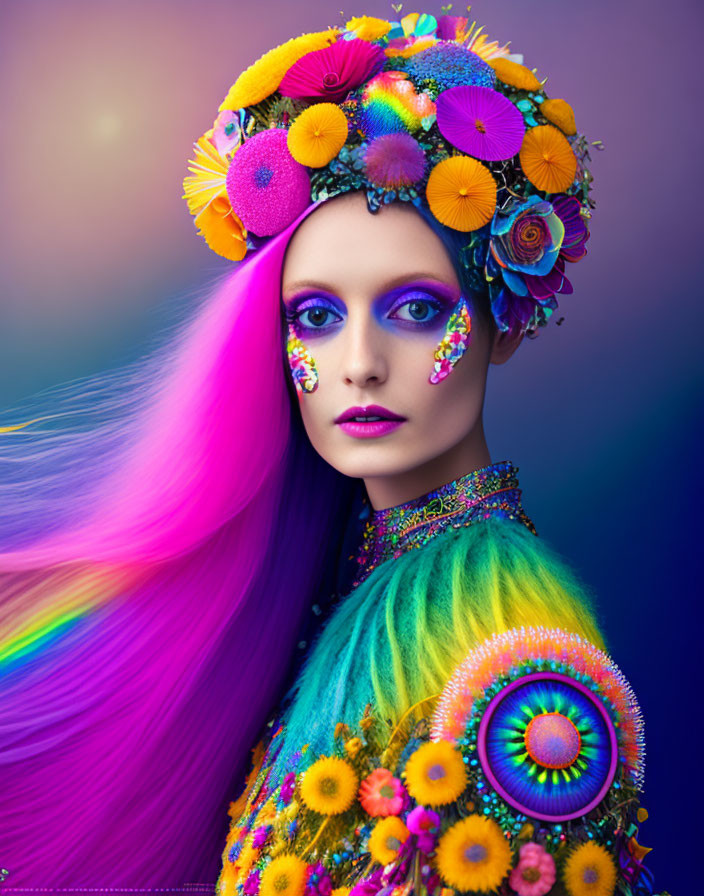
[0, 11, 665, 896]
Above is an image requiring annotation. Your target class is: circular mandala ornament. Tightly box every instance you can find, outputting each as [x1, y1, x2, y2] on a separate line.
[431, 627, 645, 822]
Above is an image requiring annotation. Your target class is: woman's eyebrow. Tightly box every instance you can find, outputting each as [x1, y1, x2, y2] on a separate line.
[283, 273, 458, 302]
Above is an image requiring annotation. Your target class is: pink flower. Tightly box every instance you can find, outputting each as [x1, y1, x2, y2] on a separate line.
[509, 842, 556, 896]
[406, 805, 440, 853]
[279, 39, 384, 104]
[243, 870, 261, 895]
[281, 772, 296, 805]
[359, 768, 406, 816]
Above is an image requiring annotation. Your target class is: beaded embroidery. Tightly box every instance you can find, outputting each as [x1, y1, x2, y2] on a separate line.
[353, 459, 536, 587]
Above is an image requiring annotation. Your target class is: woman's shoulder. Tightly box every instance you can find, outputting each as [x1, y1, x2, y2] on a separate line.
[217, 625, 667, 896]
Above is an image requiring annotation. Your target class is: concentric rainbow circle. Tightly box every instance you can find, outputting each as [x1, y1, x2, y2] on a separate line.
[476, 671, 618, 822]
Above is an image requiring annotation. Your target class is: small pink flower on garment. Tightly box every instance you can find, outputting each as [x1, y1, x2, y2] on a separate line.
[359, 767, 406, 816]
[509, 842, 556, 896]
[406, 805, 441, 853]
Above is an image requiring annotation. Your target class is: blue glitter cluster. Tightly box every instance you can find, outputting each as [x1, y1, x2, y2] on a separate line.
[404, 42, 496, 92]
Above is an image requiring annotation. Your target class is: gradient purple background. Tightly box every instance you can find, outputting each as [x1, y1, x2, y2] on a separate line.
[1, 0, 698, 888]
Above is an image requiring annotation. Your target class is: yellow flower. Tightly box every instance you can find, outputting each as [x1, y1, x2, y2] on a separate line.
[257, 799, 277, 826]
[235, 844, 260, 883]
[260, 854, 308, 896]
[331, 889, 350, 896]
[435, 815, 512, 893]
[300, 756, 358, 815]
[346, 16, 391, 41]
[490, 57, 542, 92]
[404, 740, 468, 806]
[519, 125, 577, 193]
[368, 816, 410, 866]
[541, 98, 577, 136]
[345, 737, 363, 758]
[182, 136, 247, 262]
[219, 30, 339, 111]
[563, 841, 617, 896]
[288, 104, 349, 168]
[426, 157, 496, 233]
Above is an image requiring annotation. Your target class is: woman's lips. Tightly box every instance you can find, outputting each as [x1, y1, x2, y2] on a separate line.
[337, 419, 406, 438]
[334, 405, 407, 439]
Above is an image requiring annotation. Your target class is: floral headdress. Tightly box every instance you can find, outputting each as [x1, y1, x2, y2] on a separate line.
[183, 10, 599, 337]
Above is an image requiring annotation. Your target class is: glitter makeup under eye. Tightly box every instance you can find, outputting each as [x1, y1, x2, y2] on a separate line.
[429, 296, 472, 384]
[286, 322, 319, 394]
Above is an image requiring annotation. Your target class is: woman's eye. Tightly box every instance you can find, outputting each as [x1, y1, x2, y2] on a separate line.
[292, 303, 343, 332]
[389, 297, 443, 324]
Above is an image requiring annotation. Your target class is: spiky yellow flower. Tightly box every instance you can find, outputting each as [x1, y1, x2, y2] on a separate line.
[435, 815, 512, 893]
[403, 740, 468, 805]
[490, 57, 542, 92]
[300, 756, 358, 815]
[219, 30, 339, 111]
[287, 104, 349, 168]
[346, 16, 391, 41]
[520, 125, 577, 193]
[426, 156, 497, 233]
[541, 98, 577, 136]
[368, 816, 410, 866]
[563, 841, 617, 896]
[182, 135, 247, 261]
[260, 854, 308, 896]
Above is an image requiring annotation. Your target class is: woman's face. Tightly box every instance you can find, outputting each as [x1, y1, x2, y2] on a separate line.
[281, 193, 519, 503]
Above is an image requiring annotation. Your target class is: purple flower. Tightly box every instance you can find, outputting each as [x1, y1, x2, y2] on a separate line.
[306, 861, 332, 896]
[243, 870, 261, 896]
[252, 825, 271, 849]
[406, 805, 440, 853]
[281, 772, 296, 805]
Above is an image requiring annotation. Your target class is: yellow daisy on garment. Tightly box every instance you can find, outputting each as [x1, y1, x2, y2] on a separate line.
[287, 104, 349, 168]
[300, 756, 358, 815]
[219, 29, 339, 111]
[490, 57, 542, 92]
[182, 136, 247, 261]
[260, 854, 308, 896]
[520, 125, 577, 193]
[368, 816, 410, 866]
[426, 156, 496, 233]
[435, 815, 512, 893]
[563, 841, 617, 896]
[541, 98, 577, 136]
[403, 740, 467, 805]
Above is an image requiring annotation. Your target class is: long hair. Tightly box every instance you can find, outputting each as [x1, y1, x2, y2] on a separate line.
[0, 210, 358, 887]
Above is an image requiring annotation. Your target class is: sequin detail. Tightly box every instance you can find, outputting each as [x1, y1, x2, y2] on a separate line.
[286, 323, 319, 394]
[429, 295, 472, 384]
[353, 460, 536, 586]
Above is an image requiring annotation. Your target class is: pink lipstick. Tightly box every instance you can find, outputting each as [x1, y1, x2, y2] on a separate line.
[334, 404, 407, 439]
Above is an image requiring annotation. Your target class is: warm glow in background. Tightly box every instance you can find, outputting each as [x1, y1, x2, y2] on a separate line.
[1, 1, 698, 886]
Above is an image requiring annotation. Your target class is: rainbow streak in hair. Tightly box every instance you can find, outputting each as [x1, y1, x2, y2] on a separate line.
[360, 71, 435, 137]
[0, 218, 356, 888]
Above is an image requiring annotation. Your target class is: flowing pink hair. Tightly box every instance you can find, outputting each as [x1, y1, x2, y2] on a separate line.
[0, 208, 357, 887]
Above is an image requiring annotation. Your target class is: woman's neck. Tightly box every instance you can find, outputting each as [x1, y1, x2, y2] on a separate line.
[362, 418, 492, 510]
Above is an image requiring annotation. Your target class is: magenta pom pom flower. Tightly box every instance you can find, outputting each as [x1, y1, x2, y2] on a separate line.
[226, 130, 310, 237]
[279, 38, 385, 104]
[509, 842, 556, 896]
[406, 805, 441, 853]
[437, 85, 525, 161]
[364, 133, 426, 189]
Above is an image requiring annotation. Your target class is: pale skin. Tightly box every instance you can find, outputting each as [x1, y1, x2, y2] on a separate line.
[281, 192, 524, 510]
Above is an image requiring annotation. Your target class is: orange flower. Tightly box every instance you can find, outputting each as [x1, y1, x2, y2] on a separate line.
[541, 98, 577, 136]
[359, 768, 406, 816]
[490, 57, 542, 92]
[287, 104, 349, 168]
[519, 125, 577, 193]
[426, 156, 496, 232]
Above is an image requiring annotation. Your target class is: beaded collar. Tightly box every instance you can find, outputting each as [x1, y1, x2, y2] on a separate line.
[353, 460, 536, 587]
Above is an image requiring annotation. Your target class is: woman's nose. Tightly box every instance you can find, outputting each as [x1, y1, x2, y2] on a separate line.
[339, 314, 389, 388]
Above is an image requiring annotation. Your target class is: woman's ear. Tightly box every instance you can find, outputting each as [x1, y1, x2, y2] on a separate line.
[489, 323, 525, 365]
